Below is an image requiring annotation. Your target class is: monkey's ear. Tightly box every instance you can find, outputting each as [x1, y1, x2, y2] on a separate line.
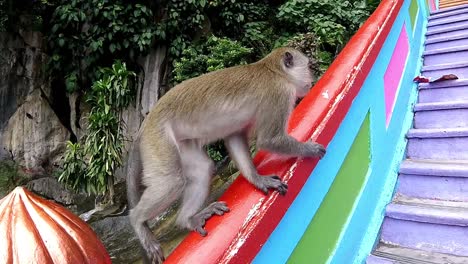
[284, 52, 294, 68]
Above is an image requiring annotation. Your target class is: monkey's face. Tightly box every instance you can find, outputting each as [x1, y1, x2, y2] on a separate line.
[282, 49, 315, 98]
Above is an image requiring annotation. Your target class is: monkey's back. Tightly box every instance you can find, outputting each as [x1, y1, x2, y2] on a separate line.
[143, 63, 288, 143]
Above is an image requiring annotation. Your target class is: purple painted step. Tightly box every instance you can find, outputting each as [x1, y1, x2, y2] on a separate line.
[418, 79, 468, 103]
[428, 13, 468, 27]
[413, 101, 468, 128]
[425, 33, 468, 51]
[422, 62, 468, 79]
[430, 6, 468, 21]
[368, 243, 468, 264]
[423, 45, 468, 65]
[428, 17, 468, 31]
[366, 255, 393, 264]
[381, 196, 468, 256]
[426, 24, 468, 39]
[406, 128, 468, 160]
[398, 159, 468, 201]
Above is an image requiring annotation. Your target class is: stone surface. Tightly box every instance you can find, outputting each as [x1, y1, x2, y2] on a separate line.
[0, 32, 50, 130]
[1, 89, 70, 171]
[26, 176, 95, 215]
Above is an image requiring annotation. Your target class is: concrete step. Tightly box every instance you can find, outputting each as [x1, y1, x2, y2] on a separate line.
[422, 61, 468, 79]
[367, 243, 468, 264]
[381, 195, 468, 256]
[406, 128, 468, 160]
[398, 159, 468, 201]
[430, 6, 468, 21]
[414, 101, 468, 128]
[431, 4, 468, 16]
[418, 79, 468, 103]
[441, 1, 468, 9]
[423, 45, 468, 65]
[428, 15, 468, 31]
[425, 33, 468, 51]
[428, 13, 468, 27]
[426, 24, 468, 39]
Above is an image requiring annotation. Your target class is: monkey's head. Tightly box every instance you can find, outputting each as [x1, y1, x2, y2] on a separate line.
[278, 47, 315, 98]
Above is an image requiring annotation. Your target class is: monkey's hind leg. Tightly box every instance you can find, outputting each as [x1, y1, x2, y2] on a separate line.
[176, 140, 230, 236]
[129, 157, 184, 264]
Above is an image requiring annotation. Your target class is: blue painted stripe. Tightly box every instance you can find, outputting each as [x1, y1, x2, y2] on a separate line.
[253, 0, 428, 263]
[330, 0, 428, 262]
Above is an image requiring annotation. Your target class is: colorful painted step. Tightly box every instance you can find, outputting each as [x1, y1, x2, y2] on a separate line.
[367, 243, 468, 264]
[425, 33, 468, 51]
[430, 5, 468, 19]
[413, 101, 468, 128]
[398, 159, 468, 201]
[431, 4, 468, 14]
[423, 45, 468, 65]
[440, 1, 468, 9]
[406, 127, 468, 160]
[418, 80, 468, 103]
[381, 196, 468, 256]
[368, 5, 468, 263]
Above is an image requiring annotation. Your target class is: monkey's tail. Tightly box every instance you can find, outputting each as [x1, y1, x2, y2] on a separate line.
[127, 140, 160, 264]
[126, 140, 143, 209]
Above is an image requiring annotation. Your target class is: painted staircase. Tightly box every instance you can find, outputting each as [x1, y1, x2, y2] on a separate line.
[440, 0, 468, 9]
[367, 4, 468, 263]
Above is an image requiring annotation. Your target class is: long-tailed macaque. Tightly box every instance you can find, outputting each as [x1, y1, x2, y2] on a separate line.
[127, 47, 326, 263]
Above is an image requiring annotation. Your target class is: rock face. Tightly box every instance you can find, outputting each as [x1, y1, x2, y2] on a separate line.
[0, 31, 67, 173]
[2, 89, 70, 171]
[26, 176, 95, 215]
[0, 32, 48, 130]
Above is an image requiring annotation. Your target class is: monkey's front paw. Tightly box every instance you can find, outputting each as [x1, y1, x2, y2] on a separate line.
[306, 142, 326, 158]
[190, 201, 230, 236]
[256, 175, 288, 196]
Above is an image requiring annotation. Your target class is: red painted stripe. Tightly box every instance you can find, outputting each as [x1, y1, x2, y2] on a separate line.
[165, 0, 404, 263]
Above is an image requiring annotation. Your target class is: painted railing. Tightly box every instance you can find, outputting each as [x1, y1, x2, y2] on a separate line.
[165, 0, 435, 263]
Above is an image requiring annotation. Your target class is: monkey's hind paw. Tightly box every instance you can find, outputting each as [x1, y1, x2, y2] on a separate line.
[144, 240, 165, 264]
[256, 175, 288, 196]
[190, 201, 230, 236]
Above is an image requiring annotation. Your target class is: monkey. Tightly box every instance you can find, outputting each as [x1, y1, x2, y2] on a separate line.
[126, 47, 326, 264]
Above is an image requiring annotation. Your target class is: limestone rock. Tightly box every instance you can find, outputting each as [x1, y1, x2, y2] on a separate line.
[2, 89, 70, 171]
[26, 176, 95, 215]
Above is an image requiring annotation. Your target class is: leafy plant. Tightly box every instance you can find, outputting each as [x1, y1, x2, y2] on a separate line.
[59, 141, 86, 191]
[48, 0, 154, 92]
[59, 61, 135, 196]
[172, 36, 252, 83]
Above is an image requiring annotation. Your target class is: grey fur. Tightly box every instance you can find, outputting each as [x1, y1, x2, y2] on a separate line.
[127, 47, 326, 264]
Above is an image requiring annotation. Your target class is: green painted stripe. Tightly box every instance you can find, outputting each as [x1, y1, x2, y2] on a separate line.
[287, 113, 371, 264]
[410, 0, 419, 30]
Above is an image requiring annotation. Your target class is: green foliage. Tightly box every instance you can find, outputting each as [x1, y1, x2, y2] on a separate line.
[206, 142, 225, 162]
[59, 61, 135, 195]
[59, 141, 86, 191]
[277, 0, 370, 47]
[172, 36, 252, 84]
[48, 0, 154, 92]
[0, 161, 28, 198]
